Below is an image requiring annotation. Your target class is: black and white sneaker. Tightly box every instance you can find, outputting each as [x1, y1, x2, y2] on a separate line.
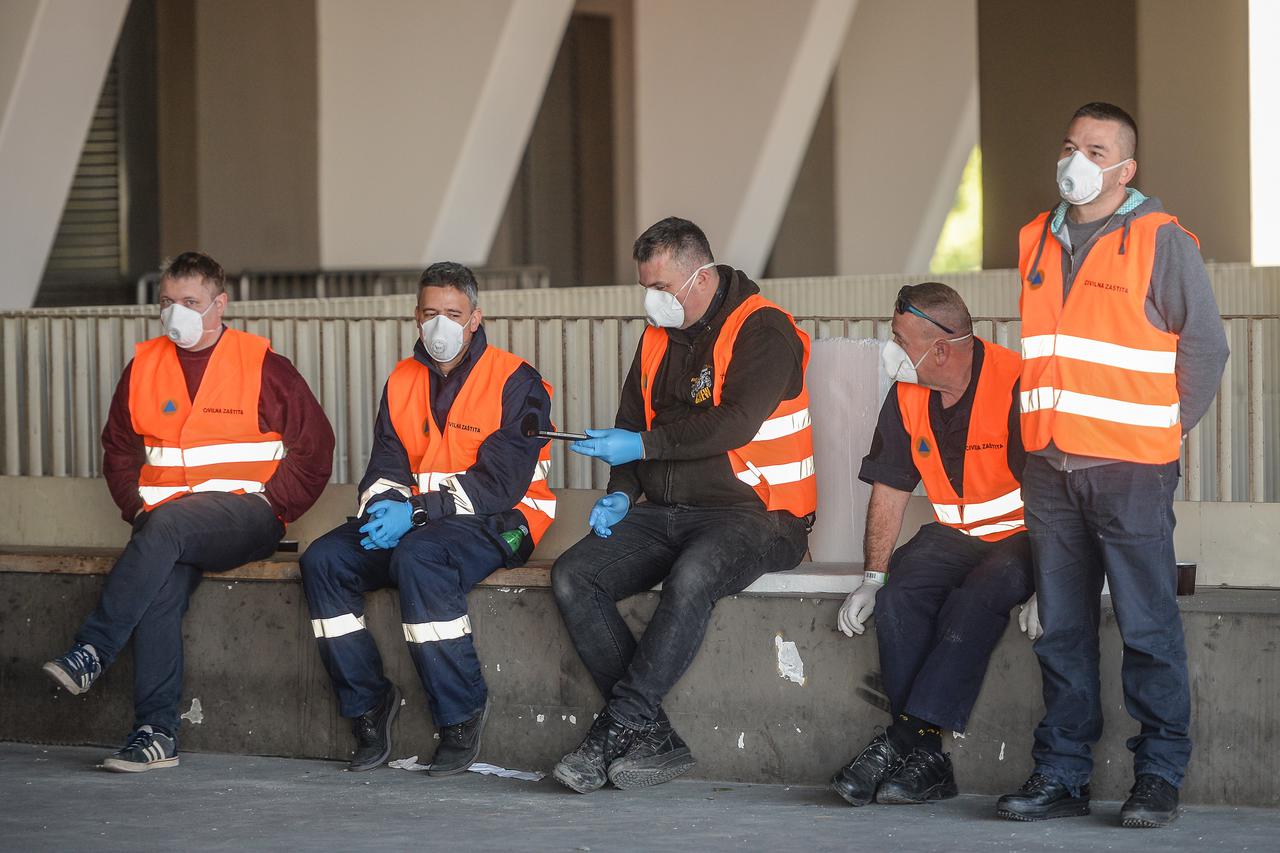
[42, 643, 102, 695]
[103, 726, 179, 773]
[606, 712, 696, 790]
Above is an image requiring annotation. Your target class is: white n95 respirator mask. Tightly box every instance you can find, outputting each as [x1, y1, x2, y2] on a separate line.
[643, 262, 715, 328]
[420, 315, 467, 363]
[160, 302, 216, 349]
[882, 334, 972, 384]
[1056, 150, 1131, 206]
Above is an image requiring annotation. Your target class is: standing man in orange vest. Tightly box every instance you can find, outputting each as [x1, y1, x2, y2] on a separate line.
[550, 217, 814, 793]
[42, 251, 334, 771]
[300, 262, 554, 776]
[997, 103, 1228, 828]
[830, 282, 1034, 807]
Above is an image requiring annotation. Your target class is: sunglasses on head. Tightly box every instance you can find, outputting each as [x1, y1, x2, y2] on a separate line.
[895, 287, 956, 335]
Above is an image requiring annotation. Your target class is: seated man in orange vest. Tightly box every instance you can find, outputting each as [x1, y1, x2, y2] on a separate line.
[550, 217, 814, 793]
[831, 282, 1034, 807]
[42, 251, 335, 772]
[300, 262, 554, 776]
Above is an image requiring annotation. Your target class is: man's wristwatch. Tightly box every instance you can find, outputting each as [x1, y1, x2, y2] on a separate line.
[410, 503, 429, 527]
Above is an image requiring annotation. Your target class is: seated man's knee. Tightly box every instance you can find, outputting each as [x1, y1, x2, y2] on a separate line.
[300, 532, 355, 589]
[550, 553, 590, 606]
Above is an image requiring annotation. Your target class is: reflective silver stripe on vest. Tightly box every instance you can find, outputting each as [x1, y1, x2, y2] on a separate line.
[963, 518, 1025, 538]
[1020, 334, 1175, 374]
[144, 440, 285, 468]
[735, 456, 816, 487]
[1021, 387, 1180, 429]
[931, 488, 1023, 527]
[519, 495, 557, 518]
[751, 408, 811, 442]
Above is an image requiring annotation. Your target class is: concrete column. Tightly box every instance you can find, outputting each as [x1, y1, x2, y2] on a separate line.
[633, 0, 855, 276]
[977, 0, 1138, 269]
[0, 0, 128, 310]
[1250, 0, 1280, 266]
[317, 0, 573, 269]
[1136, 0, 1251, 263]
[833, 0, 978, 275]
[193, 0, 320, 270]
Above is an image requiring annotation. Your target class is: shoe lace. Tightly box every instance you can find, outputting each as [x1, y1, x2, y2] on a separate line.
[122, 728, 154, 752]
[1022, 773, 1055, 794]
[1131, 775, 1168, 799]
[895, 749, 938, 783]
[353, 712, 380, 745]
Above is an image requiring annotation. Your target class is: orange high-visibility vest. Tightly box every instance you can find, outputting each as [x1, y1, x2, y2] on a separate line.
[1018, 210, 1192, 464]
[638, 294, 817, 517]
[386, 346, 556, 544]
[897, 340, 1025, 542]
[129, 328, 284, 511]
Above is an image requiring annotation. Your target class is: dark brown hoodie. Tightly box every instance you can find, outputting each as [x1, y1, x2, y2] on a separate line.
[607, 266, 806, 508]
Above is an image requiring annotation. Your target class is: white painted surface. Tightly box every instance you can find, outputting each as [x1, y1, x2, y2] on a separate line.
[1251, 0, 1280, 266]
[0, 0, 128, 310]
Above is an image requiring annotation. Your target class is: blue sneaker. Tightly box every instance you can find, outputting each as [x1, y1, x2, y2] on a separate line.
[103, 726, 179, 773]
[42, 643, 102, 695]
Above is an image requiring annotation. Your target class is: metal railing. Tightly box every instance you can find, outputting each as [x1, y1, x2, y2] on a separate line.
[133, 265, 550, 304]
[0, 310, 1274, 500]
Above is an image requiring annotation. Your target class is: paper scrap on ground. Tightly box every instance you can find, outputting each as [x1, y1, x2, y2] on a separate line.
[468, 763, 544, 782]
[388, 756, 430, 771]
[387, 757, 543, 781]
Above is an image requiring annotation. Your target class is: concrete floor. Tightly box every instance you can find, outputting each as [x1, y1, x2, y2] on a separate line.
[1, 743, 1276, 852]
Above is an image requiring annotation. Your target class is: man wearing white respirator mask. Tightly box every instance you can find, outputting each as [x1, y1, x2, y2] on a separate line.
[42, 252, 334, 772]
[831, 283, 1033, 808]
[301, 262, 554, 776]
[999, 102, 1227, 828]
[551, 217, 814, 794]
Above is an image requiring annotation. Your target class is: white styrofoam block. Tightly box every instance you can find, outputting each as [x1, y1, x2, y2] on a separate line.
[805, 338, 888, 564]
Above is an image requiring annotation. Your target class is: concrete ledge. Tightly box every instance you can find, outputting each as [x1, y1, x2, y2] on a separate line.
[1, 568, 1276, 807]
[0, 548, 867, 596]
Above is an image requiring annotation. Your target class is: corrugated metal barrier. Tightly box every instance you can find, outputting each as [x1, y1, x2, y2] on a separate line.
[1, 310, 1275, 501]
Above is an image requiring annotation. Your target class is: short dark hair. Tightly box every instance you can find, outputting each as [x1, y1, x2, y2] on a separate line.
[632, 217, 714, 269]
[896, 282, 973, 336]
[419, 261, 479, 308]
[161, 251, 226, 295]
[1071, 101, 1138, 159]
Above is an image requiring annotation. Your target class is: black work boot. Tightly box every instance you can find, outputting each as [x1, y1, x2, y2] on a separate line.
[349, 683, 401, 771]
[606, 712, 696, 790]
[1121, 774, 1179, 828]
[831, 732, 905, 806]
[552, 709, 638, 794]
[996, 772, 1091, 821]
[428, 699, 491, 777]
[876, 748, 958, 804]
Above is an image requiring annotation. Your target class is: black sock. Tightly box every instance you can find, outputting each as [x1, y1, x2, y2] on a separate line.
[888, 713, 943, 754]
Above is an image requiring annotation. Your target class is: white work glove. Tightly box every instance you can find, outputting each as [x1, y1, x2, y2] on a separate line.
[837, 577, 884, 637]
[1018, 593, 1042, 641]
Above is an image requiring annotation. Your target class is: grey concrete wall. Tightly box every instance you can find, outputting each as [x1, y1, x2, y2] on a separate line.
[2, 572, 1276, 806]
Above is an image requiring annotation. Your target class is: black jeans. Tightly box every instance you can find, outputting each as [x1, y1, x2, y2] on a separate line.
[551, 501, 809, 728]
[76, 492, 283, 735]
[1023, 455, 1189, 791]
[876, 523, 1034, 733]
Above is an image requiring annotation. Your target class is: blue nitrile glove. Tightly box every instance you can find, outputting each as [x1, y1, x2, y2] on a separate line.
[588, 492, 631, 538]
[359, 499, 413, 550]
[570, 428, 645, 466]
